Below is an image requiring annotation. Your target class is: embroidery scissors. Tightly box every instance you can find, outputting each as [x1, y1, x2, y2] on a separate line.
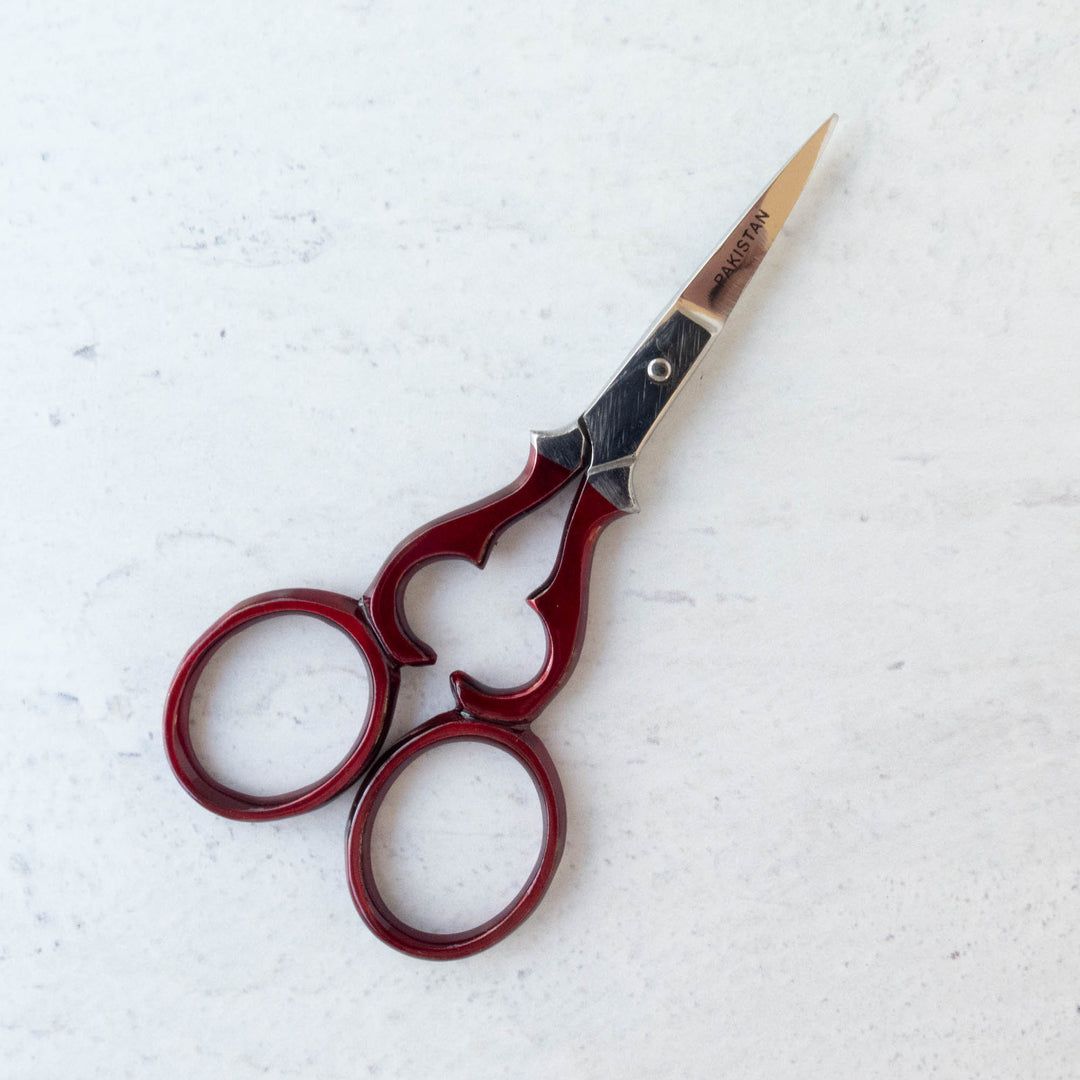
[164, 116, 836, 959]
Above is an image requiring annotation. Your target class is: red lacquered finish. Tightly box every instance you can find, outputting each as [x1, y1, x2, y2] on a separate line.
[164, 589, 398, 821]
[345, 711, 566, 960]
[165, 445, 623, 956]
[452, 479, 628, 723]
[364, 447, 577, 666]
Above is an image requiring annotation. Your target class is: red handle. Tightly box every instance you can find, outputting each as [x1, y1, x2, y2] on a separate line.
[164, 589, 398, 821]
[364, 447, 578, 667]
[450, 478, 628, 724]
[345, 711, 566, 959]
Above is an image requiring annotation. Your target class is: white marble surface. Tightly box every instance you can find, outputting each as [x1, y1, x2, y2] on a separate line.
[3, 1, 1079, 1076]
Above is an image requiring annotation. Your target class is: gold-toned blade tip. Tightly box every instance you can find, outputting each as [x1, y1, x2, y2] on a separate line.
[788, 115, 838, 185]
[815, 114, 839, 153]
[679, 117, 836, 322]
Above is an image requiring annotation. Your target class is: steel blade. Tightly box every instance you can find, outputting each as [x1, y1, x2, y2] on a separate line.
[679, 115, 836, 326]
[570, 117, 837, 511]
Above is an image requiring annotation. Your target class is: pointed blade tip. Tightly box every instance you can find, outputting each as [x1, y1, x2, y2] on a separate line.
[677, 116, 837, 321]
[803, 114, 839, 168]
[819, 113, 838, 149]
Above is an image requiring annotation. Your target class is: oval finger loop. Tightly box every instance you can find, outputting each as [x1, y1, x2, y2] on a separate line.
[163, 589, 397, 821]
[346, 713, 566, 959]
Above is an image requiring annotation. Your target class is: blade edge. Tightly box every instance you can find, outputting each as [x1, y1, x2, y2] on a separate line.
[679, 115, 837, 325]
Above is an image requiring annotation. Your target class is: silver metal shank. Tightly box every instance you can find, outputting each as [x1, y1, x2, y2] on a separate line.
[531, 423, 587, 471]
[579, 305, 716, 511]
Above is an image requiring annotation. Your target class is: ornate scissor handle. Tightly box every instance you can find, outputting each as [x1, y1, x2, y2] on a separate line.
[365, 438, 630, 727]
[163, 589, 398, 821]
[364, 438, 582, 666]
[164, 441, 628, 957]
[345, 711, 566, 960]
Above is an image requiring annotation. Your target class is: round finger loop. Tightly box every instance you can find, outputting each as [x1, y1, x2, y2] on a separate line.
[346, 713, 566, 960]
[163, 589, 397, 821]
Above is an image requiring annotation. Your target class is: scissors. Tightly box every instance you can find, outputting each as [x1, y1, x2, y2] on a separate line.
[164, 117, 836, 959]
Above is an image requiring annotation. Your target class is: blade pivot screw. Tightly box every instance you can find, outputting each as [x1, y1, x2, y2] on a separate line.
[646, 358, 672, 383]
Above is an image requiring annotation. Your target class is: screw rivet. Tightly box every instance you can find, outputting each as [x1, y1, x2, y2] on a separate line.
[646, 357, 672, 383]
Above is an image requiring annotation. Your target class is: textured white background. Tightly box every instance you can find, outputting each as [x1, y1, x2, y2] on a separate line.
[2, 1, 1079, 1076]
